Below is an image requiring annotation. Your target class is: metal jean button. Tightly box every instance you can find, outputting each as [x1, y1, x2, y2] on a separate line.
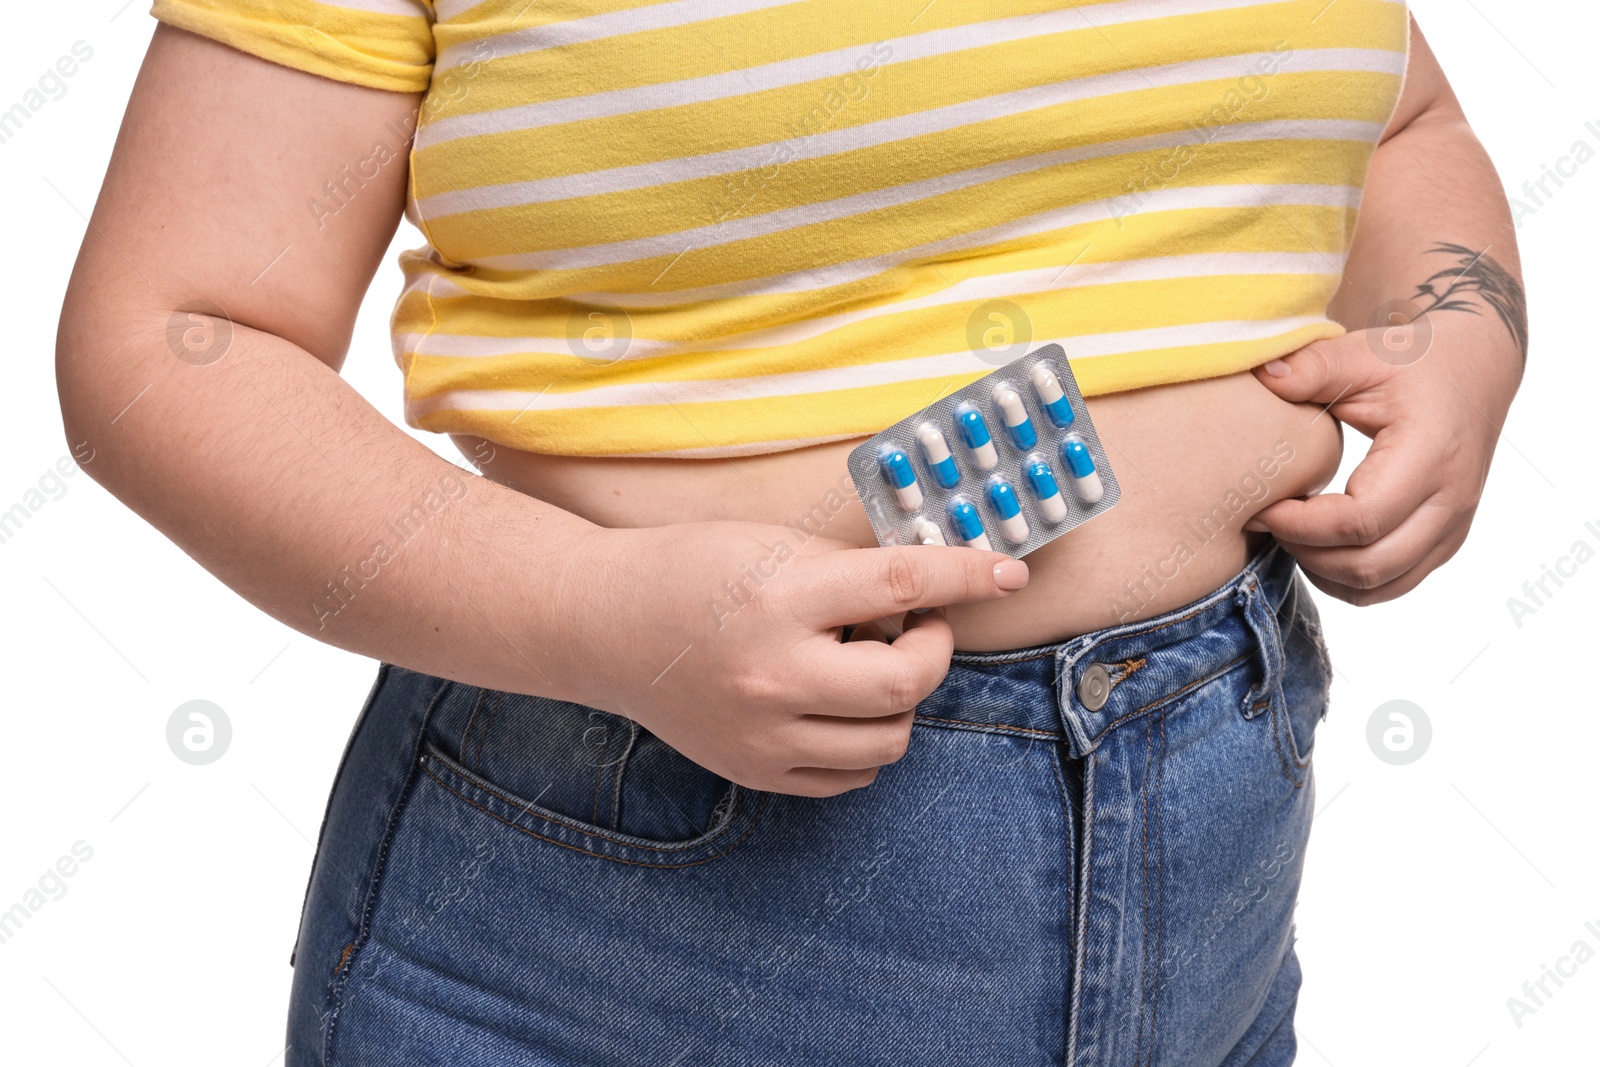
[1077, 663, 1111, 711]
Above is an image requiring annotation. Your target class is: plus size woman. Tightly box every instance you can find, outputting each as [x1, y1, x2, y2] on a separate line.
[58, 1, 1526, 1063]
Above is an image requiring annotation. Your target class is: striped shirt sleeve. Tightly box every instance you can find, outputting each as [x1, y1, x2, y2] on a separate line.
[150, 0, 435, 93]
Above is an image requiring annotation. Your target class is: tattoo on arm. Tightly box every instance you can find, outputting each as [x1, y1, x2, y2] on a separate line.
[1410, 242, 1529, 362]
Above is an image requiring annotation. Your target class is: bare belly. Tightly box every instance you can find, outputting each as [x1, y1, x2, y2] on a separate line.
[457, 371, 1343, 651]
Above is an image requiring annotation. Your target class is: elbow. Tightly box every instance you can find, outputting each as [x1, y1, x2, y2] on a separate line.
[55, 303, 98, 478]
[54, 293, 164, 490]
[54, 300, 110, 484]
[54, 383, 106, 493]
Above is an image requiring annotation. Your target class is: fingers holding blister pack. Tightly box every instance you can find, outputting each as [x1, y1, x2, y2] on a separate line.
[847, 344, 1121, 559]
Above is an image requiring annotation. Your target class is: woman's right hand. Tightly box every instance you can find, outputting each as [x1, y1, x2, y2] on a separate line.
[55, 26, 1019, 802]
[564, 522, 1029, 797]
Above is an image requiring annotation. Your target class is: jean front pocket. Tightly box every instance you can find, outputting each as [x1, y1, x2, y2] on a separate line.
[420, 689, 765, 867]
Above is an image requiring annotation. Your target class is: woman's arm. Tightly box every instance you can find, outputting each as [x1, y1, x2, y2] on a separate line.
[56, 25, 600, 698]
[1250, 15, 1526, 603]
[1327, 17, 1526, 353]
[57, 26, 1024, 795]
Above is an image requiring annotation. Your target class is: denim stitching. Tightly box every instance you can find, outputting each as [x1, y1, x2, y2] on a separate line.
[1267, 691, 1310, 789]
[1108, 656, 1148, 685]
[1148, 710, 1168, 1066]
[419, 760, 767, 869]
[951, 574, 1247, 668]
[1239, 586, 1261, 715]
[1064, 751, 1096, 1067]
[1056, 595, 1259, 729]
[951, 645, 1075, 667]
[1136, 718, 1151, 1067]
[1073, 549, 1284, 1067]
[1102, 656, 1150, 708]
[420, 743, 756, 855]
[956, 646, 1064, 665]
[324, 675, 457, 1065]
[1096, 653, 1253, 740]
[1047, 741, 1075, 1067]
[291, 663, 391, 970]
[1087, 541, 1278, 654]
[1240, 581, 1287, 722]
[911, 713, 1064, 740]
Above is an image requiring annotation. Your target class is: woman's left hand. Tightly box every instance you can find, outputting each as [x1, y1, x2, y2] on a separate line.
[1245, 315, 1524, 605]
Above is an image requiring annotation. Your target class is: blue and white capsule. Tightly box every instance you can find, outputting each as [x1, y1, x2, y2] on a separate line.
[955, 407, 999, 471]
[985, 478, 1031, 544]
[878, 448, 924, 512]
[910, 516, 946, 546]
[948, 498, 992, 551]
[1023, 459, 1070, 524]
[991, 383, 1037, 450]
[1029, 363, 1076, 428]
[1059, 435, 1105, 504]
[915, 424, 961, 489]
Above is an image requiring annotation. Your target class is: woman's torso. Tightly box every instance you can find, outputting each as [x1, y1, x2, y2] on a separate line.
[396, 0, 1407, 462]
[459, 369, 1343, 650]
[404, 1, 1388, 643]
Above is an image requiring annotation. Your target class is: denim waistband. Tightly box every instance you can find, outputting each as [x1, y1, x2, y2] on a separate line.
[918, 540, 1298, 759]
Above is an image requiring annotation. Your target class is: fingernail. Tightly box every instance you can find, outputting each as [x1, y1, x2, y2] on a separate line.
[994, 559, 1029, 590]
[1262, 359, 1291, 379]
[1244, 518, 1270, 532]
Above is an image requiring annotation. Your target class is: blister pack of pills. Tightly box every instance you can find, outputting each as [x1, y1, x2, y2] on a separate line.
[846, 344, 1121, 558]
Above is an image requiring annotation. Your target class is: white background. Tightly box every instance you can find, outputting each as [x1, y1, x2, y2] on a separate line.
[2, 2, 1595, 1064]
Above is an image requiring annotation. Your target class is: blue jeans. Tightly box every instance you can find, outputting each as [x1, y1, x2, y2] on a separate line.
[287, 540, 1332, 1066]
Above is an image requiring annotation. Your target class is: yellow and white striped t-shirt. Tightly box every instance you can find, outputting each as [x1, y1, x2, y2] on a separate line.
[152, 0, 1411, 457]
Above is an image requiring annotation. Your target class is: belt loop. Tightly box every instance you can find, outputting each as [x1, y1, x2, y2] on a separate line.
[1236, 577, 1283, 720]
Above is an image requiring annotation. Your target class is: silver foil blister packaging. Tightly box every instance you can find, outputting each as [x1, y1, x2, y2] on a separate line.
[846, 344, 1121, 558]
